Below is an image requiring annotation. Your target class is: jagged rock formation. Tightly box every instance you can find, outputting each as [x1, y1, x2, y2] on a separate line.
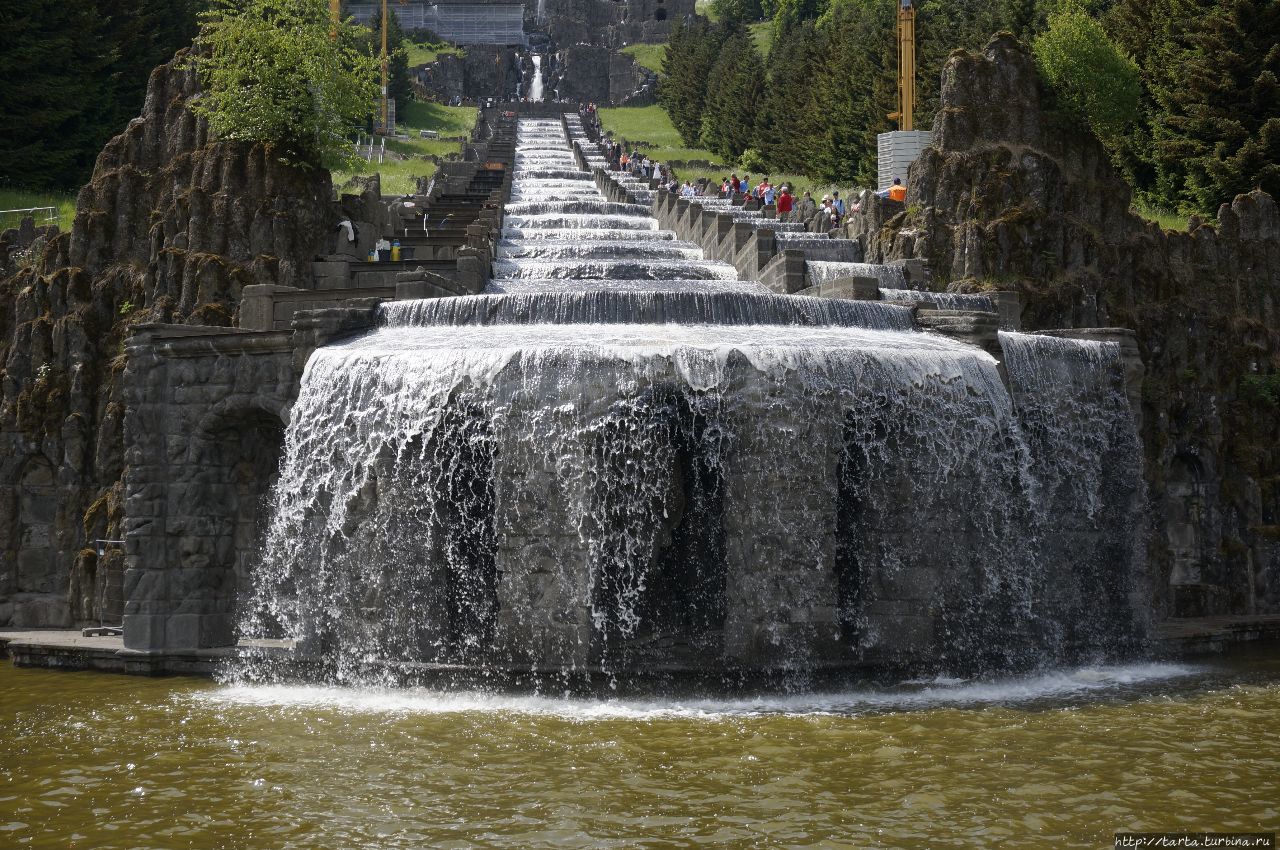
[552, 46, 656, 106]
[416, 47, 524, 102]
[851, 35, 1280, 619]
[0, 51, 333, 628]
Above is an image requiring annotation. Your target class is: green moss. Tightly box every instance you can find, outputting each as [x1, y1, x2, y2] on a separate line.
[1240, 373, 1280, 406]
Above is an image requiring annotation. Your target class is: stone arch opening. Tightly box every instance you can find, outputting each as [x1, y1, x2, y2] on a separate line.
[654, 7, 668, 20]
[188, 404, 286, 645]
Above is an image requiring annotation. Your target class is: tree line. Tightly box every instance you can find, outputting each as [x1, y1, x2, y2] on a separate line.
[660, 0, 1278, 216]
[0, 0, 204, 193]
[0, 0, 418, 195]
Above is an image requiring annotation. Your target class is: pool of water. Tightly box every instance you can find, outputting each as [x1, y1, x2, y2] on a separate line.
[3, 653, 1279, 849]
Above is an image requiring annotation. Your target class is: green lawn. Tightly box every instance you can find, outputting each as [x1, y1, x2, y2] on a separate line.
[695, 0, 719, 20]
[397, 100, 477, 137]
[332, 100, 476, 196]
[402, 39, 463, 67]
[334, 157, 439, 196]
[1133, 200, 1191, 231]
[599, 105, 726, 166]
[622, 42, 667, 74]
[0, 188, 76, 232]
[750, 21, 773, 58]
[386, 136, 463, 158]
[598, 105, 855, 202]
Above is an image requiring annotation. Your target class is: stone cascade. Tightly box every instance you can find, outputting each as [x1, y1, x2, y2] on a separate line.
[230, 116, 1148, 688]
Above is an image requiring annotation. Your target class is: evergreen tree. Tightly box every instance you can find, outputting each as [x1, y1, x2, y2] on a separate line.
[1146, 0, 1280, 212]
[699, 28, 766, 160]
[711, 0, 764, 25]
[0, 1, 114, 191]
[754, 21, 826, 173]
[0, 0, 202, 193]
[660, 19, 729, 147]
[1108, 0, 1280, 214]
[808, 0, 895, 184]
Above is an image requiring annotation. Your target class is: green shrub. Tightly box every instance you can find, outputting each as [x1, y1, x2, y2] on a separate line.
[190, 0, 379, 169]
[1240, 373, 1280, 407]
[1032, 6, 1141, 143]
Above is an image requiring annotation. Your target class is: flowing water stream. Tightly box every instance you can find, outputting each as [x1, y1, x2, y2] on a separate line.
[3, 116, 1275, 850]
[238, 118, 1148, 684]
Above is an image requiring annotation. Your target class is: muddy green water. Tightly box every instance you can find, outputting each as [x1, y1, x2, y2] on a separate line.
[2, 654, 1279, 850]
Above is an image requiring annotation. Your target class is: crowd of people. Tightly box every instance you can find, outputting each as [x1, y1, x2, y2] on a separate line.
[592, 126, 909, 236]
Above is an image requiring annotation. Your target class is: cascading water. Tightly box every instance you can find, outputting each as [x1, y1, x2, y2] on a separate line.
[880, 288, 997, 312]
[808, 261, 909, 288]
[236, 118, 1148, 689]
[529, 55, 545, 102]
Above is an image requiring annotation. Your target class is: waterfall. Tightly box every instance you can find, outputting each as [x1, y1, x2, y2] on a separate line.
[529, 55, 545, 102]
[880, 288, 997, 312]
[807, 261, 909, 289]
[235, 118, 1148, 688]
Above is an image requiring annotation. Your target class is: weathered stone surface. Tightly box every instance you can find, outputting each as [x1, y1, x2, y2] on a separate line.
[847, 35, 1280, 619]
[0, 50, 334, 628]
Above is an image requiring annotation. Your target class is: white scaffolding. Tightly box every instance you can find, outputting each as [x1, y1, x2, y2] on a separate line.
[347, 3, 527, 45]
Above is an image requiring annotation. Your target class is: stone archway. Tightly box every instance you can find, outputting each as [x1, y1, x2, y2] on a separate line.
[183, 403, 286, 645]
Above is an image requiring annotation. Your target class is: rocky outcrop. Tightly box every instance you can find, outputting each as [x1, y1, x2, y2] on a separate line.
[553, 46, 656, 106]
[848, 35, 1280, 620]
[415, 47, 523, 102]
[0, 217, 60, 281]
[0, 50, 334, 628]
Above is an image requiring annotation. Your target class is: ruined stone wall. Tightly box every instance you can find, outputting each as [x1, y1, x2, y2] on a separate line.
[0, 51, 334, 629]
[853, 36, 1280, 620]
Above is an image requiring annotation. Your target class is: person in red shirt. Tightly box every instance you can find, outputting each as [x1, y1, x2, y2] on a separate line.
[776, 185, 794, 218]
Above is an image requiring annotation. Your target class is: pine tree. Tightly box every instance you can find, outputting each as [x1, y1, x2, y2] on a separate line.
[754, 21, 826, 173]
[0, 1, 115, 191]
[660, 19, 729, 147]
[1151, 0, 1280, 212]
[1111, 0, 1280, 214]
[699, 28, 766, 160]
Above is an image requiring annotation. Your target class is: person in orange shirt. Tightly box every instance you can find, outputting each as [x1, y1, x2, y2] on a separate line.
[888, 177, 906, 202]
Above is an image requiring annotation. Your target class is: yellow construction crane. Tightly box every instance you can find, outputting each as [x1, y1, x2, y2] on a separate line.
[330, 0, 401, 134]
[886, 0, 916, 131]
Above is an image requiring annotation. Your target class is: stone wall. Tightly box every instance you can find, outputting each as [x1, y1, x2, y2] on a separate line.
[848, 35, 1280, 620]
[0, 51, 335, 629]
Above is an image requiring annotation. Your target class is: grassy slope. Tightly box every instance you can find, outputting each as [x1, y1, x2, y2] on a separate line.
[1133, 200, 1191, 232]
[333, 102, 478, 195]
[403, 39, 463, 67]
[622, 43, 667, 74]
[0, 188, 77, 232]
[596, 105, 821, 198]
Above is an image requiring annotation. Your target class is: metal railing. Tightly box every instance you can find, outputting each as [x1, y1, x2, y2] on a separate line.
[0, 206, 59, 229]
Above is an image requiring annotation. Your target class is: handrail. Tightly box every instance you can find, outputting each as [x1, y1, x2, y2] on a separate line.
[1, 206, 57, 218]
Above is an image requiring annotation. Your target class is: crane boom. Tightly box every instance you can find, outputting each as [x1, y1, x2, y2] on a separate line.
[897, 0, 916, 131]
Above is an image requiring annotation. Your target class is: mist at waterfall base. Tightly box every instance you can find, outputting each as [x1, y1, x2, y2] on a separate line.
[231, 119, 1148, 692]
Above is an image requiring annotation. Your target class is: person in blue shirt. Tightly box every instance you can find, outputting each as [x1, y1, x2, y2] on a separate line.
[832, 191, 846, 216]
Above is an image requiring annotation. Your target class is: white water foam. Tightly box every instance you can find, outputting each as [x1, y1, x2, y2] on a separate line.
[200, 663, 1201, 719]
